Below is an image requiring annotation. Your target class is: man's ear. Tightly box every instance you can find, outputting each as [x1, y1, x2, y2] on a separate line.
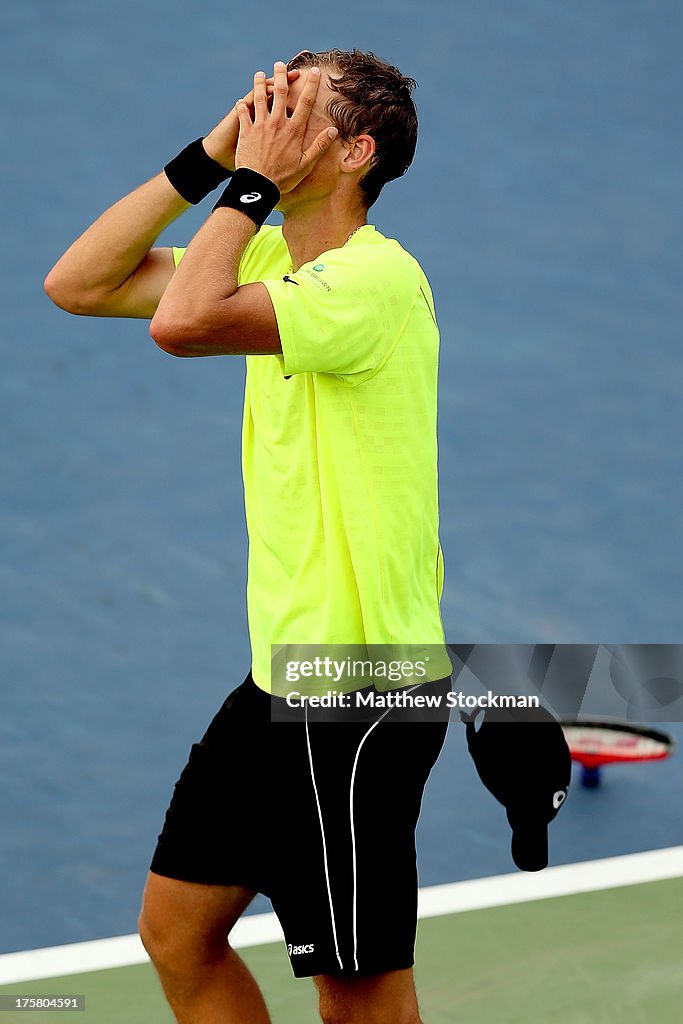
[340, 134, 375, 175]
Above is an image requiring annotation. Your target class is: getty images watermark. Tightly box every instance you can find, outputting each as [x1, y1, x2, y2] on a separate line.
[282, 656, 536, 711]
[268, 644, 683, 723]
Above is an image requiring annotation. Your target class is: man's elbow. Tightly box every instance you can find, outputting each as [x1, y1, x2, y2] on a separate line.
[43, 268, 104, 316]
[149, 313, 201, 357]
[43, 269, 86, 314]
[149, 309, 240, 357]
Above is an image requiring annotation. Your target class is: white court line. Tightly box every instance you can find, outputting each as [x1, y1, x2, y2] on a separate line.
[0, 913, 285, 987]
[1, 845, 682, 985]
[417, 844, 683, 918]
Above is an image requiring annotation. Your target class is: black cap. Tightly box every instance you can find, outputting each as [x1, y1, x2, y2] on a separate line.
[463, 704, 571, 871]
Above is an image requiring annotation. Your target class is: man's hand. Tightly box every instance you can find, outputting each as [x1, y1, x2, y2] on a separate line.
[202, 67, 301, 173]
[233, 61, 338, 193]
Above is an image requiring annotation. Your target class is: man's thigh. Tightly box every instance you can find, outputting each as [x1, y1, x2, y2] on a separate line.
[314, 968, 421, 1024]
[139, 872, 257, 953]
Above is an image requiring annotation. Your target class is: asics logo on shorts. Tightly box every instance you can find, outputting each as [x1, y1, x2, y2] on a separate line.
[288, 943, 315, 956]
[553, 789, 567, 809]
[240, 192, 262, 203]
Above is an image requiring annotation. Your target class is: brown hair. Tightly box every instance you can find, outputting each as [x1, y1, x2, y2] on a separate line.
[286, 48, 418, 210]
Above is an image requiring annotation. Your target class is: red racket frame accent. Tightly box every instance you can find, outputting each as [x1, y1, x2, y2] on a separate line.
[559, 718, 675, 769]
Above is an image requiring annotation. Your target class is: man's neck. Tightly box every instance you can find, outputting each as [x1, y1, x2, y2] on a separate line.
[281, 196, 367, 272]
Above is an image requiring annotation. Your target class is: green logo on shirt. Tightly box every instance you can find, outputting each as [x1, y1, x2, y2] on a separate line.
[313, 263, 325, 272]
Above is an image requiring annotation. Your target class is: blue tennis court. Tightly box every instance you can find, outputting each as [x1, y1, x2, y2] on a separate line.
[2, 1, 682, 1018]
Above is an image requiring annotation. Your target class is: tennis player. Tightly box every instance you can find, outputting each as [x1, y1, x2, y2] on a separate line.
[45, 48, 450, 1024]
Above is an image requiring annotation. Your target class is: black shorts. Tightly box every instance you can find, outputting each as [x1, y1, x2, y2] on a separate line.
[150, 672, 450, 978]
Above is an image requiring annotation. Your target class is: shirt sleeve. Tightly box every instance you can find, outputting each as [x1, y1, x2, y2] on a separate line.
[260, 243, 420, 382]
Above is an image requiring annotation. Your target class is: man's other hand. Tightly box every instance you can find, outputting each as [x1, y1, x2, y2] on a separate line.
[203, 67, 301, 173]
[234, 61, 338, 194]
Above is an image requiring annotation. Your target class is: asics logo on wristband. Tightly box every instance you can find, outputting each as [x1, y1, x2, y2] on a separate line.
[240, 192, 262, 203]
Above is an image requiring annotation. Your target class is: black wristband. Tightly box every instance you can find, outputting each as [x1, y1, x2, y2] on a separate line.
[164, 138, 232, 205]
[212, 167, 280, 227]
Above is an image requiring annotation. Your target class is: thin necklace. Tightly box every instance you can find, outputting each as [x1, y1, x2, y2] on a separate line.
[344, 223, 365, 245]
[286, 223, 366, 274]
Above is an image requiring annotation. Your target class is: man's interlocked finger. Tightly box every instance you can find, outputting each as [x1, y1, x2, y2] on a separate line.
[271, 60, 289, 118]
[289, 66, 321, 133]
[253, 70, 268, 119]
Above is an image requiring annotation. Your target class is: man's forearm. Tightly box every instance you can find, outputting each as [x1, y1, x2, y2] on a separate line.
[44, 172, 188, 311]
[149, 206, 257, 354]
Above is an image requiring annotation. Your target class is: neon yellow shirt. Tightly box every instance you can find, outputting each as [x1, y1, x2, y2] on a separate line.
[173, 223, 447, 692]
